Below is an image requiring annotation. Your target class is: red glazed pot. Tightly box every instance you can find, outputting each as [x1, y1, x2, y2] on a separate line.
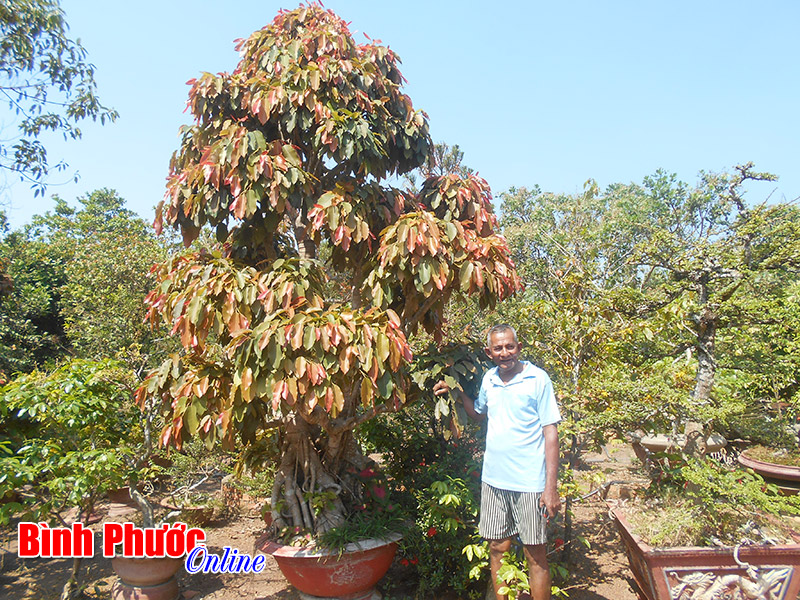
[257, 533, 400, 600]
[610, 506, 800, 600]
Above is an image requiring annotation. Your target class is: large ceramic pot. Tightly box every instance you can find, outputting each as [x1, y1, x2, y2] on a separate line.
[110, 556, 182, 600]
[610, 506, 800, 600]
[257, 533, 401, 600]
[739, 452, 800, 494]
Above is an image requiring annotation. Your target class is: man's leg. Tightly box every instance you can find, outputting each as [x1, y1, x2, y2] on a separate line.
[488, 537, 512, 600]
[523, 544, 550, 600]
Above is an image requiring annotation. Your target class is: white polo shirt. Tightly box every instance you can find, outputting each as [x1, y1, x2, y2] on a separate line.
[474, 361, 561, 493]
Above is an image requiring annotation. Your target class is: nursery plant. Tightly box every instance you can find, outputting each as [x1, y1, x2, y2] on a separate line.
[579, 167, 800, 600]
[363, 384, 487, 598]
[624, 165, 800, 453]
[137, 3, 520, 545]
[0, 358, 147, 599]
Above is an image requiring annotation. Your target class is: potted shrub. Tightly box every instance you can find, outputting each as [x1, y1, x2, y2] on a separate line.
[610, 453, 800, 600]
[135, 3, 521, 598]
[156, 438, 231, 526]
[0, 358, 148, 600]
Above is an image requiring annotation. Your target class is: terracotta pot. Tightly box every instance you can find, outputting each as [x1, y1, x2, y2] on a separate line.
[107, 486, 135, 505]
[610, 506, 800, 600]
[110, 556, 182, 600]
[257, 533, 400, 600]
[739, 452, 800, 494]
[179, 504, 214, 526]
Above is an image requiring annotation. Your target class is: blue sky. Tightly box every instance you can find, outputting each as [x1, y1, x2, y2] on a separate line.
[3, 1, 798, 229]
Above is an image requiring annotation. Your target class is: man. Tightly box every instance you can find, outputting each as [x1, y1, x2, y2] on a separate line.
[433, 324, 561, 600]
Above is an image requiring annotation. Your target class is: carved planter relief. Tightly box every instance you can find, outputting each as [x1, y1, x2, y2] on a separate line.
[610, 506, 800, 600]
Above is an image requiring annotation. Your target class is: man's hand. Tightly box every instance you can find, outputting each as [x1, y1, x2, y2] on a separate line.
[432, 380, 484, 422]
[540, 487, 561, 519]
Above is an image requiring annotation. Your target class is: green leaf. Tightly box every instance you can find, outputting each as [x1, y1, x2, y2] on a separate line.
[418, 260, 431, 286]
[376, 334, 390, 363]
[303, 326, 316, 350]
[183, 403, 199, 433]
[459, 262, 474, 292]
[376, 371, 393, 397]
[186, 295, 204, 324]
[436, 396, 450, 417]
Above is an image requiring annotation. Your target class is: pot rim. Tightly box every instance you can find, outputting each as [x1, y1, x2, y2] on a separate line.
[738, 451, 800, 480]
[257, 531, 402, 558]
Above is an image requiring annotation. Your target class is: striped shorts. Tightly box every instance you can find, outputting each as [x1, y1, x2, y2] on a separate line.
[478, 482, 547, 546]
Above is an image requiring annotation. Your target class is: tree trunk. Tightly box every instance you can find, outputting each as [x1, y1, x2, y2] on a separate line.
[685, 305, 716, 458]
[60, 500, 95, 600]
[293, 214, 316, 260]
[270, 413, 368, 539]
[562, 353, 582, 564]
[59, 557, 82, 600]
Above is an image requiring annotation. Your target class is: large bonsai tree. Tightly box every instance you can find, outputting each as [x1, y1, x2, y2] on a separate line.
[631, 164, 800, 455]
[137, 4, 520, 538]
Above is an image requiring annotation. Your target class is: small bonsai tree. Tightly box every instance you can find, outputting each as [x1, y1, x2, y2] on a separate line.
[0, 358, 145, 599]
[137, 4, 520, 542]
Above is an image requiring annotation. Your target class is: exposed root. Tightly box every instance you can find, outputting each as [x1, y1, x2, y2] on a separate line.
[268, 413, 351, 538]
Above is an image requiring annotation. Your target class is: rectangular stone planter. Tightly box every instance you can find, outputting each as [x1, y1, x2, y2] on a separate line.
[611, 506, 800, 600]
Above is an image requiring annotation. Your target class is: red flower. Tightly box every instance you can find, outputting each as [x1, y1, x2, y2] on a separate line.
[359, 468, 376, 478]
[371, 485, 386, 499]
[554, 538, 565, 550]
[400, 558, 409, 566]
[426, 527, 437, 537]
[410, 556, 418, 565]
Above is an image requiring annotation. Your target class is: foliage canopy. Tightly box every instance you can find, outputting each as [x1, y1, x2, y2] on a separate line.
[0, 0, 117, 194]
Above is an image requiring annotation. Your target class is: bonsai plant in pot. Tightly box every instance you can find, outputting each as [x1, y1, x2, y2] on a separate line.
[595, 167, 800, 600]
[0, 358, 149, 600]
[136, 3, 521, 598]
[738, 445, 800, 494]
[0, 358, 183, 600]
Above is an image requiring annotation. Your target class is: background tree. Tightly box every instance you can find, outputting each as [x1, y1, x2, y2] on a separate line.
[403, 141, 473, 193]
[0, 0, 117, 195]
[56, 190, 168, 366]
[499, 181, 647, 386]
[139, 4, 520, 539]
[0, 189, 167, 378]
[0, 218, 68, 375]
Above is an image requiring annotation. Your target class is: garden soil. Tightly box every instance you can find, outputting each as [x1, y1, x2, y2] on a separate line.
[0, 442, 642, 600]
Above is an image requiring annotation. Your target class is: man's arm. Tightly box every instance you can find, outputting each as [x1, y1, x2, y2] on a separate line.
[540, 424, 561, 518]
[432, 380, 486, 422]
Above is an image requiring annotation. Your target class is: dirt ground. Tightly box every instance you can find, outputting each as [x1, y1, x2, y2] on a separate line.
[0, 442, 643, 600]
